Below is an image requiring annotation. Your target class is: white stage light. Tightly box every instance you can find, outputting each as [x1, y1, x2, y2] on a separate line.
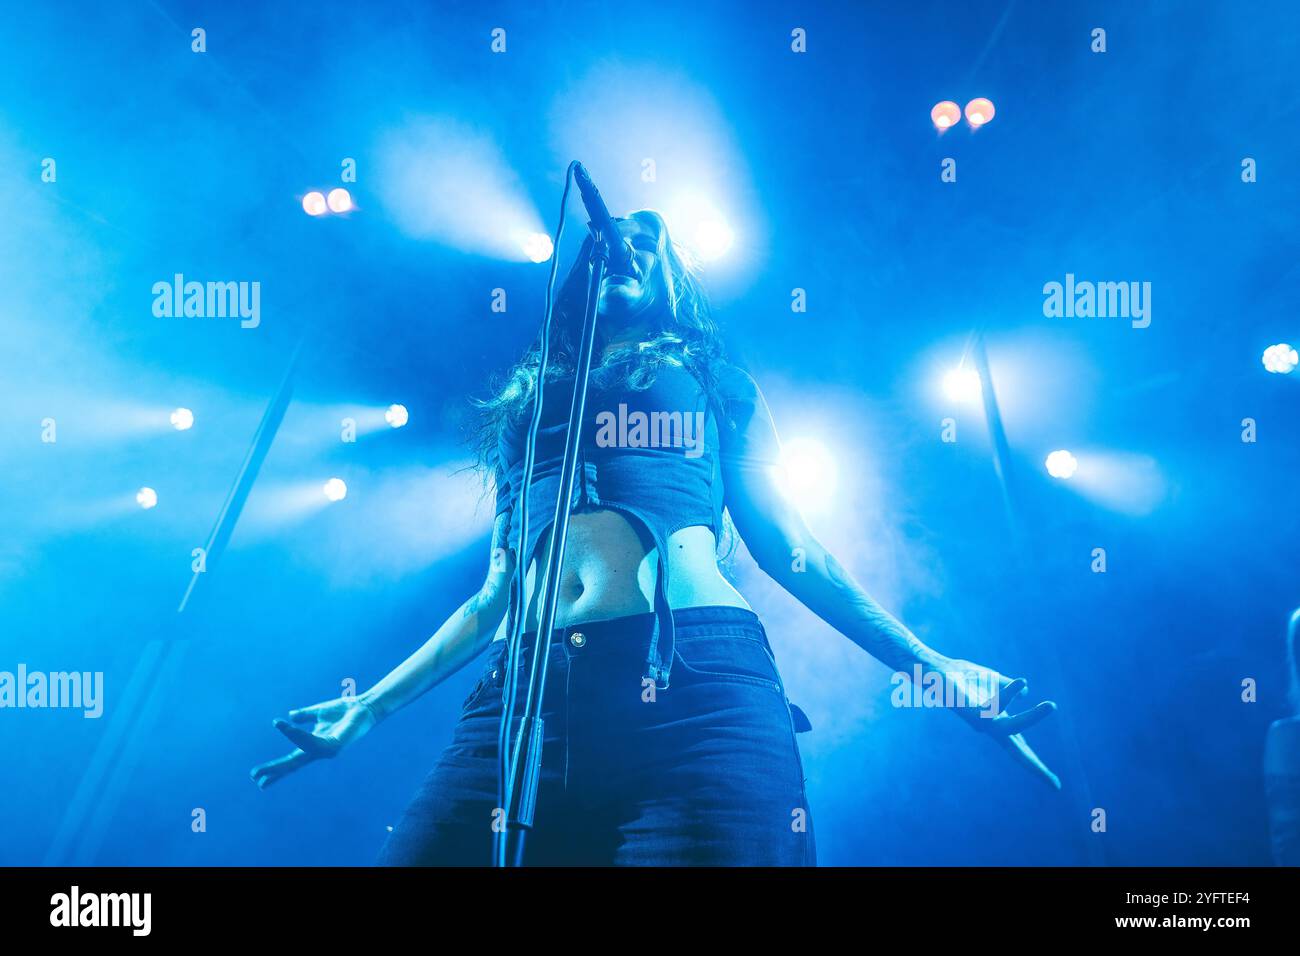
[375, 117, 546, 261]
[965, 98, 996, 127]
[931, 101, 961, 130]
[169, 407, 194, 431]
[1262, 343, 1298, 374]
[323, 478, 348, 502]
[385, 404, 410, 428]
[693, 219, 735, 260]
[302, 191, 327, 216]
[136, 487, 158, 509]
[522, 232, 554, 263]
[1045, 450, 1078, 480]
[779, 437, 839, 514]
[327, 188, 353, 213]
[943, 368, 982, 403]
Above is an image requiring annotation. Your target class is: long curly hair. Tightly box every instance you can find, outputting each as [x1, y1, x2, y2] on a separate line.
[474, 210, 725, 470]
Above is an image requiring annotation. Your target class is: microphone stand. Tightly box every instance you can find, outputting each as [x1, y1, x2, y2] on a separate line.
[499, 224, 612, 867]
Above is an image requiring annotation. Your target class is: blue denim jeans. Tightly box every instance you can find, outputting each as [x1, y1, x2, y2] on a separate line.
[378, 606, 815, 866]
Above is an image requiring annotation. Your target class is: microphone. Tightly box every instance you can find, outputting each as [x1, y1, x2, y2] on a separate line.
[573, 163, 635, 277]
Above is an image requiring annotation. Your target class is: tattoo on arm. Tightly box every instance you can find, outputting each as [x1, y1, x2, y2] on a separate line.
[461, 592, 485, 620]
[823, 552, 937, 670]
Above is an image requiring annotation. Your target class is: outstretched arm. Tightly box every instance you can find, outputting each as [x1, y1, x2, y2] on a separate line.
[250, 512, 515, 789]
[717, 367, 1059, 789]
[358, 511, 515, 722]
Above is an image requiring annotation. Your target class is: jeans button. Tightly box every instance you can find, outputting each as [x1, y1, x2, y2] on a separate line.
[569, 631, 586, 648]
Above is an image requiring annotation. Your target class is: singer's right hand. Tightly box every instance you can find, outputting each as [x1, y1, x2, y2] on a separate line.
[249, 696, 379, 790]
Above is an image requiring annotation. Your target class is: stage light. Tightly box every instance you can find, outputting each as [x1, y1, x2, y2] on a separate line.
[136, 487, 158, 509]
[965, 98, 996, 127]
[779, 437, 839, 513]
[1069, 450, 1167, 516]
[323, 478, 348, 502]
[931, 101, 961, 130]
[1045, 450, 1078, 480]
[660, 194, 738, 265]
[169, 407, 194, 431]
[522, 232, 554, 263]
[693, 218, 735, 261]
[327, 188, 353, 213]
[943, 368, 982, 403]
[375, 117, 546, 261]
[302, 191, 327, 216]
[385, 403, 409, 428]
[1262, 343, 1298, 374]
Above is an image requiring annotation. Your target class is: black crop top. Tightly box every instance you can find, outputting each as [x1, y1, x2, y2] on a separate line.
[493, 360, 780, 687]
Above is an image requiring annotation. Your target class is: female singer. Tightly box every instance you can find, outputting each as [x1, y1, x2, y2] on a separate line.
[251, 210, 1059, 865]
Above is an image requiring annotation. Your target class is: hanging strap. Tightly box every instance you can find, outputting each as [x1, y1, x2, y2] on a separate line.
[643, 536, 675, 690]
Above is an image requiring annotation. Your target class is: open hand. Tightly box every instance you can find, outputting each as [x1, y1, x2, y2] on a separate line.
[937, 658, 1060, 790]
[249, 697, 378, 790]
